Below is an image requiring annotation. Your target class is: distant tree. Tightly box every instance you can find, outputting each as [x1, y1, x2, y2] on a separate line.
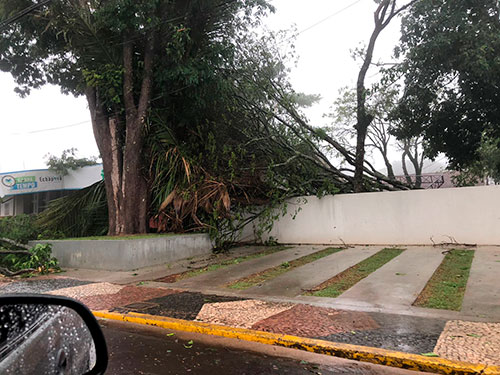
[451, 134, 500, 187]
[328, 86, 398, 180]
[45, 148, 98, 176]
[328, 85, 424, 186]
[390, 0, 500, 173]
[398, 137, 424, 188]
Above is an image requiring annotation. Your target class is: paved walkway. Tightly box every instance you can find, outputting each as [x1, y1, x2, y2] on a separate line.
[335, 247, 444, 309]
[461, 247, 500, 318]
[0, 244, 499, 366]
[242, 246, 379, 297]
[171, 245, 322, 289]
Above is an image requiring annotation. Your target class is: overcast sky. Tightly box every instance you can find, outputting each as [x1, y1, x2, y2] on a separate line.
[0, 0, 445, 174]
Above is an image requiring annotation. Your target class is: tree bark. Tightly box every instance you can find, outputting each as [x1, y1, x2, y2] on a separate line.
[382, 152, 395, 179]
[85, 32, 155, 235]
[406, 138, 424, 188]
[401, 149, 413, 186]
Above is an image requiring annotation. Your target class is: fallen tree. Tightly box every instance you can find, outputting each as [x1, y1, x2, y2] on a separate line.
[36, 28, 411, 249]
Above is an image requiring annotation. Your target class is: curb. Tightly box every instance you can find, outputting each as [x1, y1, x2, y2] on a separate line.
[93, 310, 500, 375]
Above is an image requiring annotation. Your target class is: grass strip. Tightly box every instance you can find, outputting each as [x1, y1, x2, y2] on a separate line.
[165, 245, 292, 283]
[306, 248, 405, 298]
[413, 249, 475, 311]
[227, 247, 344, 290]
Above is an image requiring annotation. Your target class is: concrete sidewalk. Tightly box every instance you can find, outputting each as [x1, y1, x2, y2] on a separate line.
[0, 244, 499, 368]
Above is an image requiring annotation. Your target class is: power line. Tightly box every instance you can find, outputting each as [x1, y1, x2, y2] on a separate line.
[293, 0, 364, 38]
[0, 0, 52, 31]
[423, 155, 447, 172]
[6, 120, 90, 136]
[3, 80, 198, 138]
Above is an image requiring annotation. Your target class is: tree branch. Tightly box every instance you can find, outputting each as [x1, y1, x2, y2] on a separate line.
[0, 238, 30, 250]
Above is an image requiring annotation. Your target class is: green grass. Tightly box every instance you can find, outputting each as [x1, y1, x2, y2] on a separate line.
[227, 247, 344, 290]
[174, 245, 292, 281]
[413, 249, 475, 311]
[53, 233, 188, 241]
[307, 248, 405, 298]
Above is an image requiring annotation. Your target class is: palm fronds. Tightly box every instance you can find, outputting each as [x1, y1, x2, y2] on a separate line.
[149, 146, 232, 232]
[36, 180, 108, 238]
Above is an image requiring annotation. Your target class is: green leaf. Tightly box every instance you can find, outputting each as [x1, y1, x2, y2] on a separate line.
[466, 333, 482, 338]
[421, 353, 439, 357]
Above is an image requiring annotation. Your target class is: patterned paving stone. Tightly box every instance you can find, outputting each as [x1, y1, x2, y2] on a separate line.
[251, 304, 379, 337]
[48, 282, 124, 299]
[81, 286, 176, 311]
[112, 291, 247, 320]
[321, 312, 446, 354]
[195, 299, 294, 328]
[0, 278, 94, 294]
[434, 320, 500, 365]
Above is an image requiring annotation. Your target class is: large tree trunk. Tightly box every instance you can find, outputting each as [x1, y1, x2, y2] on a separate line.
[86, 91, 150, 235]
[85, 32, 155, 235]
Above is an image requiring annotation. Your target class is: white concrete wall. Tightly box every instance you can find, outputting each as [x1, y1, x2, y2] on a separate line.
[244, 185, 500, 246]
[30, 233, 213, 271]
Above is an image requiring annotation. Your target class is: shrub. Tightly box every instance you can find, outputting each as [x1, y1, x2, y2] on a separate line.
[0, 215, 40, 244]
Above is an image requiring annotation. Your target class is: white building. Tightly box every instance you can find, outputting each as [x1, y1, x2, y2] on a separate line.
[0, 165, 103, 217]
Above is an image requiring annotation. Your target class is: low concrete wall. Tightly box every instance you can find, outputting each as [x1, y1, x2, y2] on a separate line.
[242, 185, 500, 246]
[30, 233, 213, 271]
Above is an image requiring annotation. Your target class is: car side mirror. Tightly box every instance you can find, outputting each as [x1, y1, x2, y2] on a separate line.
[0, 294, 108, 375]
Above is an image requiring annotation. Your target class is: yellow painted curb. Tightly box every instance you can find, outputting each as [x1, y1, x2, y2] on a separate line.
[94, 310, 500, 375]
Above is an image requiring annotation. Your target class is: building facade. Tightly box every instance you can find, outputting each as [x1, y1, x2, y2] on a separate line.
[0, 165, 102, 217]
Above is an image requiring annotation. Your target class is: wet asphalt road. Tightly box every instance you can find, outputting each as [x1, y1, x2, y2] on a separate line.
[100, 320, 428, 375]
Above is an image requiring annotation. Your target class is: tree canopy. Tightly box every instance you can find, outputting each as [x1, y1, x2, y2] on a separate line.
[391, 0, 500, 173]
